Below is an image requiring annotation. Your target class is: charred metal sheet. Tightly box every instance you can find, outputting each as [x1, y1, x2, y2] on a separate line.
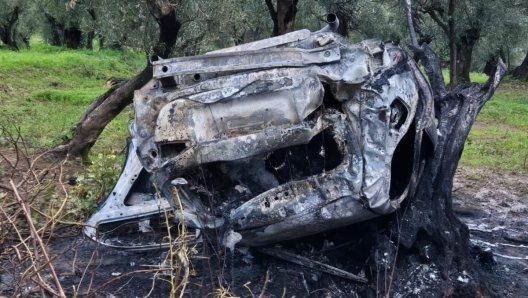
[229, 114, 374, 246]
[207, 29, 311, 54]
[159, 119, 328, 171]
[85, 15, 436, 250]
[152, 45, 340, 79]
[83, 140, 172, 250]
[155, 75, 322, 143]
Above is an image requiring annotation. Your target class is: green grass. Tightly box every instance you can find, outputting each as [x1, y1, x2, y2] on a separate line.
[0, 38, 145, 151]
[441, 69, 490, 84]
[460, 81, 528, 173]
[32, 88, 109, 105]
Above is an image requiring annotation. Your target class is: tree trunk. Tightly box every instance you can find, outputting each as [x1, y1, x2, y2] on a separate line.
[53, 67, 153, 160]
[455, 43, 473, 83]
[447, 0, 457, 89]
[512, 51, 528, 80]
[377, 43, 507, 296]
[53, 0, 182, 159]
[449, 42, 476, 88]
[423, 0, 479, 89]
[45, 13, 62, 46]
[265, 0, 298, 36]
[333, 11, 349, 37]
[86, 31, 94, 50]
[450, 26, 479, 87]
[0, 6, 21, 50]
[86, 8, 97, 50]
[64, 26, 83, 49]
[276, 0, 298, 35]
[147, 0, 181, 58]
[98, 36, 104, 49]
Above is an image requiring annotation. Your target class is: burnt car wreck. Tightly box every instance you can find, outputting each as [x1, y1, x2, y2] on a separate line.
[84, 14, 436, 251]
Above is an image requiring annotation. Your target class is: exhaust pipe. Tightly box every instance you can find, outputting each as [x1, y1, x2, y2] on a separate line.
[317, 13, 340, 33]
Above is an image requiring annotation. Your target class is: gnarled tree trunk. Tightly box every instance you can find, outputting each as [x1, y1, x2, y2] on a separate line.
[52, 0, 181, 160]
[373, 43, 506, 296]
[453, 27, 480, 84]
[0, 6, 21, 50]
[455, 43, 473, 84]
[364, 4, 507, 294]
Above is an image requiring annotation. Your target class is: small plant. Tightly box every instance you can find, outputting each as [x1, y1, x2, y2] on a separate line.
[66, 152, 122, 221]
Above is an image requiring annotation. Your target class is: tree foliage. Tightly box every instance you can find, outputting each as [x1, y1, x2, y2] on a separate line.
[1, 0, 527, 78]
[410, 0, 528, 86]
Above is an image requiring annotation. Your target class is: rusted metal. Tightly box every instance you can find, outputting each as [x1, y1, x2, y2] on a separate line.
[84, 15, 436, 250]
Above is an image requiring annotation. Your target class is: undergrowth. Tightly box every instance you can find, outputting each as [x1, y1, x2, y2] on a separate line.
[64, 152, 122, 221]
[0, 124, 194, 297]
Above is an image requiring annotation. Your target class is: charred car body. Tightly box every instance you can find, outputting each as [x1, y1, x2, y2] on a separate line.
[84, 15, 436, 249]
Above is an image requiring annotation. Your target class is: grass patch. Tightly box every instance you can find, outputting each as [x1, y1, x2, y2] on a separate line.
[460, 81, 528, 173]
[0, 38, 144, 150]
[32, 88, 108, 105]
[442, 69, 490, 84]
[1, 102, 133, 149]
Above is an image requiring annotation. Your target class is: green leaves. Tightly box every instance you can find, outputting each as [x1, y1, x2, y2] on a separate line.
[66, 152, 122, 220]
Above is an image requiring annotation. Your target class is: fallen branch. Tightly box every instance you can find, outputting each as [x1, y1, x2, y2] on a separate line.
[0, 183, 13, 192]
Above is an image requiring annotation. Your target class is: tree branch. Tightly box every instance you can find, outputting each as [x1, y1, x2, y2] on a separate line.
[52, 66, 153, 158]
[265, 0, 277, 18]
[403, 0, 418, 47]
[426, 10, 449, 34]
[409, 43, 447, 100]
[0, 183, 14, 192]
[455, 58, 507, 110]
[265, 0, 279, 36]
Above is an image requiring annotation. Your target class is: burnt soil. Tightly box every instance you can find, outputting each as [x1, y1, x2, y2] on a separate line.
[1, 164, 527, 297]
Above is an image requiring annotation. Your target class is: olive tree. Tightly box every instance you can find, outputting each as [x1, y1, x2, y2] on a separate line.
[0, 0, 40, 50]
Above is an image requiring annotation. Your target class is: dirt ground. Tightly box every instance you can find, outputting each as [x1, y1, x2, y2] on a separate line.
[1, 161, 527, 297]
[452, 167, 528, 298]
